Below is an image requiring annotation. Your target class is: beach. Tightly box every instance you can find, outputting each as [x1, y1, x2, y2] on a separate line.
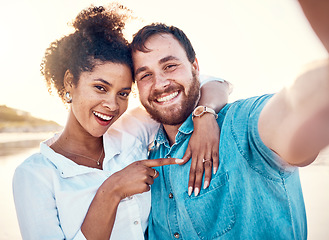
[0, 132, 54, 240]
[0, 133, 328, 239]
[299, 147, 329, 240]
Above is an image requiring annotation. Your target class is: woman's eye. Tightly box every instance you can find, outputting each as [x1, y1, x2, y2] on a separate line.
[119, 92, 130, 97]
[95, 85, 106, 91]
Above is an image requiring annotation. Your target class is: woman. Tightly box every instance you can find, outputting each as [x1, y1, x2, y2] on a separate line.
[13, 4, 227, 240]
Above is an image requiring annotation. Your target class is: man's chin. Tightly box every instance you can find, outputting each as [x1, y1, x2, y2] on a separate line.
[145, 107, 187, 125]
[151, 115, 186, 126]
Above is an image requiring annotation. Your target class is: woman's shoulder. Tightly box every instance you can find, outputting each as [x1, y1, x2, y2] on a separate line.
[15, 151, 58, 177]
[109, 106, 160, 145]
[112, 106, 158, 129]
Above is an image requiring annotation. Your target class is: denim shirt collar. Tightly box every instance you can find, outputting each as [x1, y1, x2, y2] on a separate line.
[153, 114, 194, 149]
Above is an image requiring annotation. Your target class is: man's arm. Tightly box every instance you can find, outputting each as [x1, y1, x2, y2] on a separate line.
[259, 0, 329, 167]
[298, 0, 329, 53]
[259, 59, 329, 166]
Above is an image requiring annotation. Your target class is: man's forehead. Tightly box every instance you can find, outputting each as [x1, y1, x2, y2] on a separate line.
[132, 34, 185, 62]
[142, 33, 181, 51]
[133, 54, 180, 75]
[132, 33, 189, 74]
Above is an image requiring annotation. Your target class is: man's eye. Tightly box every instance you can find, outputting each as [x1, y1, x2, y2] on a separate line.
[140, 73, 151, 81]
[165, 64, 177, 71]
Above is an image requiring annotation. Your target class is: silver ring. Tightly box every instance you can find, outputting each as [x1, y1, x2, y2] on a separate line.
[153, 169, 157, 178]
[202, 158, 211, 163]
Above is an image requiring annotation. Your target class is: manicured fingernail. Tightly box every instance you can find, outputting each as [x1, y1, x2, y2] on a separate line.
[194, 187, 200, 196]
[175, 158, 184, 164]
[213, 167, 217, 175]
[188, 186, 193, 196]
[203, 180, 209, 189]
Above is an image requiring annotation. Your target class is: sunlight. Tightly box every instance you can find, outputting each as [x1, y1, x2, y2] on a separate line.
[1, 0, 327, 124]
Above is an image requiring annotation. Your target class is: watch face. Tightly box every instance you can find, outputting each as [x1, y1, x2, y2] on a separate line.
[194, 106, 205, 116]
[192, 106, 217, 119]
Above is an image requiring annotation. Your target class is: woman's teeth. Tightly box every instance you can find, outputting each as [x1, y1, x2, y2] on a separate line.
[157, 91, 178, 103]
[93, 111, 113, 121]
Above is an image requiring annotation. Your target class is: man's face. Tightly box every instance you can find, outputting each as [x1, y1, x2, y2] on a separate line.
[132, 33, 200, 125]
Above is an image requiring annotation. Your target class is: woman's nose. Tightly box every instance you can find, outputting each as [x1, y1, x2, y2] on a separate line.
[102, 95, 119, 112]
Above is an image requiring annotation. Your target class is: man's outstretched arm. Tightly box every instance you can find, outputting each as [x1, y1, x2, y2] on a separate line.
[259, 0, 329, 167]
[298, 0, 329, 53]
[259, 59, 329, 166]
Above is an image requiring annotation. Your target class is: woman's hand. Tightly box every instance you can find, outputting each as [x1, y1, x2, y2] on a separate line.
[181, 114, 220, 196]
[107, 158, 183, 200]
[180, 78, 230, 196]
[81, 157, 182, 239]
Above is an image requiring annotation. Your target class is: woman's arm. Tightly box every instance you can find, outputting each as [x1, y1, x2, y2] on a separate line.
[81, 158, 181, 239]
[13, 155, 180, 239]
[13, 164, 69, 239]
[182, 79, 231, 196]
[199, 79, 232, 112]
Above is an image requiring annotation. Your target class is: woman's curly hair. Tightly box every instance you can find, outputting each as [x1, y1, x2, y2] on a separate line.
[41, 3, 133, 103]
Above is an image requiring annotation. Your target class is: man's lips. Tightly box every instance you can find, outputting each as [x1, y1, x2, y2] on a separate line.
[155, 91, 179, 103]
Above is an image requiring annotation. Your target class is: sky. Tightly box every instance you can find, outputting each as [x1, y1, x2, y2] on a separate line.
[0, 0, 328, 125]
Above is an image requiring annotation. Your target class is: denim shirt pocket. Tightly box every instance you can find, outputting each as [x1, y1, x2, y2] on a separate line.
[183, 172, 235, 239]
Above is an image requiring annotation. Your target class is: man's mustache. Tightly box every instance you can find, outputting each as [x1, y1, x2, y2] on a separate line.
[148, 85, 183, 101]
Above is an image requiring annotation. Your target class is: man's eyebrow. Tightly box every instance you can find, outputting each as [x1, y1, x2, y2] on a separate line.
[135, 55, 180, 76]
[159, 55, 179, 64]
[135, 66, 147, 76]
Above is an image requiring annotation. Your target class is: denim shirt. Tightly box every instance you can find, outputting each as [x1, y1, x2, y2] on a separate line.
[148, 94, 307, 240]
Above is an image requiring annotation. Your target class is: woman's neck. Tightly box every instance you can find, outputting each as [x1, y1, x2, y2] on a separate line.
[51, 117, 105, 169]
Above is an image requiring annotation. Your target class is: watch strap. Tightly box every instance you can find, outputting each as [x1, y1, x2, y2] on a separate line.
[192, 106, 218, 120]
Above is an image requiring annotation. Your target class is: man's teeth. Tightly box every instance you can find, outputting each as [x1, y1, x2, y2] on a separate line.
[157, 92, 178, 103]
[93, 111, 113, 121]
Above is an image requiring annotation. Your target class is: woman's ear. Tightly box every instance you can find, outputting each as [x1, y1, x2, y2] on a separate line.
[64, 70, 74, 92]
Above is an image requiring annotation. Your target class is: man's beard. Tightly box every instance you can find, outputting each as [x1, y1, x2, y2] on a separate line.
[142, 69, 200, 126]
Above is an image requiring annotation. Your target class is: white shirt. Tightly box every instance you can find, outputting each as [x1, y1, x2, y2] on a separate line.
[13, 107, 159, 240]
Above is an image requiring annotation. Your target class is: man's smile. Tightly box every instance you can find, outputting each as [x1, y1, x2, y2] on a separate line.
[156, 91, 179, 103]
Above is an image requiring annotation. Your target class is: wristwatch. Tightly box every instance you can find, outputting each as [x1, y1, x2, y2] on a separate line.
[192, 106, 218, 120]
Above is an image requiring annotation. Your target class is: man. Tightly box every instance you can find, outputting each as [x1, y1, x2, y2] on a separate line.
[298, 0, 329, 52]
[130, 4, 329, 240]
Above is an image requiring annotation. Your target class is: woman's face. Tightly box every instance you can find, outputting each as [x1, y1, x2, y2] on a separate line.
[68, 62, 133, 137]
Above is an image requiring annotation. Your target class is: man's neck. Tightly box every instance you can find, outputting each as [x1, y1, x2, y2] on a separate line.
[162, 124, 181, 146]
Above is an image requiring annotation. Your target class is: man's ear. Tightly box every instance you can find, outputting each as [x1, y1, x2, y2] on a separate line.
[64, 70, 74, 92]
[192, 57, 200, 73]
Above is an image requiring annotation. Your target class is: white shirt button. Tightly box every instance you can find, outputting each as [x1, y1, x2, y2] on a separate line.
[134, 221, 139, 225]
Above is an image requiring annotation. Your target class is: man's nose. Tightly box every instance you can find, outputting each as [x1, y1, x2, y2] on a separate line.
[153, 73, 170, 90]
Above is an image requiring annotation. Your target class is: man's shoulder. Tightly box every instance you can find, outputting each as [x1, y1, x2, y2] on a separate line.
[216, 94, 274, 136]
[221, 94, 274, 117]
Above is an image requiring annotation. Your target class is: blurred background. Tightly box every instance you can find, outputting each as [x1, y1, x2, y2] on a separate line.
[0, 0, 328, 239]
